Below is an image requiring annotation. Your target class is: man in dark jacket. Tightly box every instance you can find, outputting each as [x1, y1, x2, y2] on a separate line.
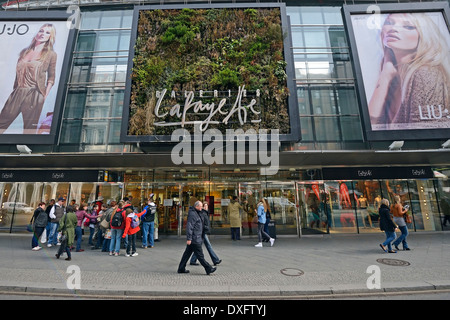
[177, 201, 216, 275]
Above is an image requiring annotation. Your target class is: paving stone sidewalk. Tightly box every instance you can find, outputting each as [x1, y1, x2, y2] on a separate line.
[1, 232, 449, 298]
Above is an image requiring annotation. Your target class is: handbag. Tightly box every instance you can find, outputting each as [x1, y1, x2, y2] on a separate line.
[404, 213, 412, 224]
[100, 218, 110, 229]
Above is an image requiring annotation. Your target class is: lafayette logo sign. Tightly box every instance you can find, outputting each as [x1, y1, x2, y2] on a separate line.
[154, 86, 260, 132]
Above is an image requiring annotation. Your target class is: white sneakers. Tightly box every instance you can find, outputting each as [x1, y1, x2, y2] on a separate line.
[125, 252, 139, 257]
[32, 246, 42, 251]
[255, 238, 275, 247]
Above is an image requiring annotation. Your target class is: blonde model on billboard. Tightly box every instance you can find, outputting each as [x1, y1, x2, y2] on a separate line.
[368, 13, 450, 130]
[0, 24, 57, 134]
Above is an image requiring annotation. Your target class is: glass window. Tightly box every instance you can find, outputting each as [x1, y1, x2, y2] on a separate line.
[99, 11, 124, 29]
[94, 30, 120, 52]
[408, 180, 442, 231]
[301, 8, 324, 25]
[59, 120, 82, 145]
[300, 117, 314, 141]
[340, 116, 364, 141]
[314, 117, 339, 141]
[311, 88, 336, 115]
[297, 87, 310, 115]
[81, 11, 101, 30]
[323, 7, 343, 25]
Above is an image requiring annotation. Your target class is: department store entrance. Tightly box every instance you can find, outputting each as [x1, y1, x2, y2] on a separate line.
[122, 170, 300, 237]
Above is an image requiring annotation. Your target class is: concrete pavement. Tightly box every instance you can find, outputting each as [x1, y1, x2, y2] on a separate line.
[1, 231, 450, 299]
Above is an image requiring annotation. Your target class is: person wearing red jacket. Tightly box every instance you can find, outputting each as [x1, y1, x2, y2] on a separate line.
[122, 203, 147, 257]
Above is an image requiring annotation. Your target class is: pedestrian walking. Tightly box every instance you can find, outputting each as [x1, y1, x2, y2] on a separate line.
[255, 198, 275, 247]
[55, 210, 78, 261]
[177, 201, 216, 275]
[391, 195, 411, 251]
[190, 202, 222, 266]
[378, 198, 397, 253]
[30, 202, 47, 251]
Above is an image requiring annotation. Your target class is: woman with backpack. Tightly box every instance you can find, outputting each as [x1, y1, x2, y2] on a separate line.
[30, 202, 47, 251]
[110, 201, 126, 256]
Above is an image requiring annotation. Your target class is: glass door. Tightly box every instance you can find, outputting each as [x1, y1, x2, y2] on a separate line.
[262, 182, 298, 236]
[297, 181, 329, 235]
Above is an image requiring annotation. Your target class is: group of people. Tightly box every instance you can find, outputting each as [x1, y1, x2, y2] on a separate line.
[379, 195, 411, 253]
[29, 194, 158, 261]
[228, 196, 275, 247]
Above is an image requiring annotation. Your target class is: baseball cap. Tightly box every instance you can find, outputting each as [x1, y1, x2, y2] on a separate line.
[149, 193, 154, 199]
[58, 197, 66, 201]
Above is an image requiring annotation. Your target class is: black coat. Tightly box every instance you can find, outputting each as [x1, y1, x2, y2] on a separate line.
[186, 206, 205, 244]
[379, 204, 396, 232]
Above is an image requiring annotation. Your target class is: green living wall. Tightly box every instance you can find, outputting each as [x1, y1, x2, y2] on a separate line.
[129, 7, 291, 136]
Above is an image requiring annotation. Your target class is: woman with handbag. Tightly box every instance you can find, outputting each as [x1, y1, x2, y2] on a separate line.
[391, 196, 411, 251]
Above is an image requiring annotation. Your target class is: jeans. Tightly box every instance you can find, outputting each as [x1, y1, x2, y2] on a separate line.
[88, 227, 95, 245]
[126, 233, 137, 254]
[382, 231, 396, 251]
[257, 222, 271, 242]
[110, 228, 123, 253]
[230, 227, 240, 240]
[95, 228, 104, 248]
[48, 222, 59, 245]
[102, 238, 111, 252]
[75, 226, 83, 251]
[393, 225, 409, 249]
[141, 221, 154, 247]
[31, 226, 45, 248]
[191, 234, 220, 265]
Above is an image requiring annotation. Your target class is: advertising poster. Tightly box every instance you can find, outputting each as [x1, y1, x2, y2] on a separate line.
[343, 3, 450, 140]
[0, 18, 71, 142]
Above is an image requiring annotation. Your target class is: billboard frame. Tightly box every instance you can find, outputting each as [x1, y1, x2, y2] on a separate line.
[0, 10, 76, 145]
[342, 2, 450, 141]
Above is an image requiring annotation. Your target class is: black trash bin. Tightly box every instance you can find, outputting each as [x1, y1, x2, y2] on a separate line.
[267, 220, 276, 239]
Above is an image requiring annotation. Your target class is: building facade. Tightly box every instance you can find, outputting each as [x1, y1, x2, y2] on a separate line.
[0, 0, 449, 237]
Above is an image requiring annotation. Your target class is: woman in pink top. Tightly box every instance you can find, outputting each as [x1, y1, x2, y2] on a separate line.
[75, 204, 95, 252]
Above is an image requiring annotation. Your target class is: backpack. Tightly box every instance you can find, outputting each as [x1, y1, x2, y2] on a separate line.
[130, 213, 140, 229]
[34, 210, 48, 228]
[111, 208, 124, 227]
[143, 204, 156, 222]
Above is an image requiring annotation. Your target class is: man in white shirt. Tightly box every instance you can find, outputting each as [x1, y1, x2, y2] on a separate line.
[47, 197, 66, 247]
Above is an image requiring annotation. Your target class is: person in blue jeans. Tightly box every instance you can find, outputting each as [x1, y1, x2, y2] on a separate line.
[391, 196, 410, 251]
[141, 194, 156, 249]
[378, 199, 397, 253]
[190, 202, 222, 266]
